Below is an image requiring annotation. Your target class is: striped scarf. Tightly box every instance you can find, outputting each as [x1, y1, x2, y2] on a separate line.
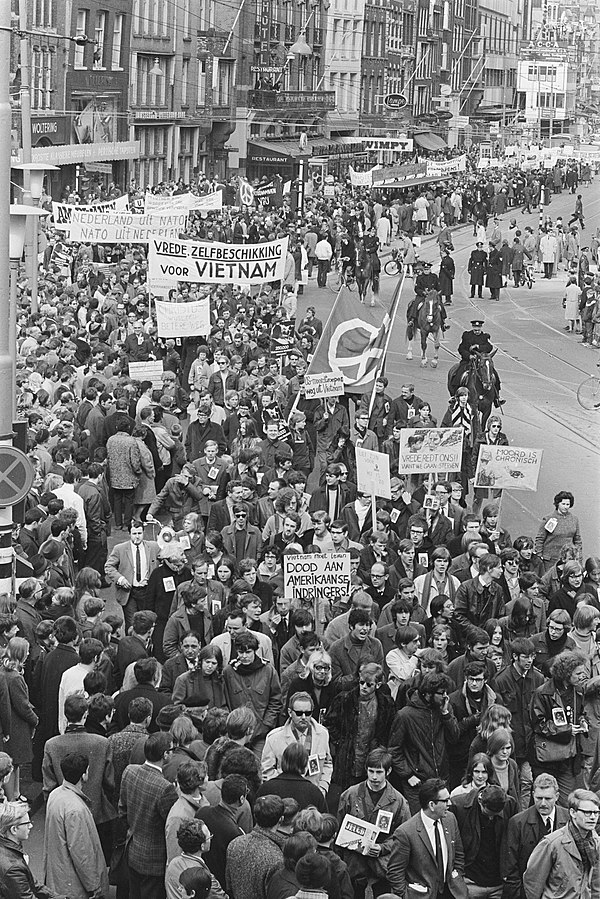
[450, 401, 473, 435]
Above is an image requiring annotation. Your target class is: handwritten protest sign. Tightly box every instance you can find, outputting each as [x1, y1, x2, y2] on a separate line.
[148, 236, 289, 287]
[128, 361, 164, 388]
[283, 553, 351, 604]
[155, 298, 211, 337]
[304, 372, 344, 400]
[474, 446, 543, 491]
[399, 428, 464, 474]
[144, 191, 222, 212]
[52, 195, 129, 229]
[68, 210, 188, 243]
[356, 447, 391, 499]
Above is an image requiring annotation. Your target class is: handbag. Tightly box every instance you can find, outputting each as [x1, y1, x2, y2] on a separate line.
[534, 733, 577, 763]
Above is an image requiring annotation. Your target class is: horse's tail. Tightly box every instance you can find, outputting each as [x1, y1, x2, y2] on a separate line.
[372, 272, 380, 295]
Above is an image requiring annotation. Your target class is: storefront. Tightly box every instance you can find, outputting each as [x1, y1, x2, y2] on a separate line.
[246, 137, 367, 181]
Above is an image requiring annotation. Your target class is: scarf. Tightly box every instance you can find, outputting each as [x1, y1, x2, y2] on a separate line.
[450, 401, 473, 437]
[546, 629, 569, 658]
[569, 821, 599, 874]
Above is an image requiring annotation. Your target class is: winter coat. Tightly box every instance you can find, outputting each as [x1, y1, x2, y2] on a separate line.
[106, 431, 142, 489]
[338, 780, 411, 882]
[535, 510, 582, 565]
[325, 684, 395, 788]
[523, 824, 600, 899]
[223, 659, 282, 743]
[3, 667, 38, 765]
[42, 727, 116, 823]
[495, 664, 547, 762]
[0, 833, 58, 899]
[486, 248, 503, 289]
[43, 781, 109, 899]
[388, 692, 460, 786]
[439, 255, 455, 296]
[133, 437, 156, 505]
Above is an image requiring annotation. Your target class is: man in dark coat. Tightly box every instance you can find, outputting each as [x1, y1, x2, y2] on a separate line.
[37, 616, 79, 746]
[196, 774, 247, 888]
[452, 318, 496, 393]
[486, 246, 503, 301]
[185, 409, 227, 460]
[468, 243, 488, 298]
[502, 772, 568, 899]
[450, 785, 517, 895]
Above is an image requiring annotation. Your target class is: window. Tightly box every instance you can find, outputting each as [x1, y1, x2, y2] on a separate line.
[197, 59, 206, 106]
[181, 58, 189, 105]
[112, 14, 124, 69]
[94, 11, 106, 68]
[33, 0, 52, 28]
[133, 0, 140, 34]
[182, 0, 190, 38]
[74, 10, 88, 68]
[215, 59, 234, 106]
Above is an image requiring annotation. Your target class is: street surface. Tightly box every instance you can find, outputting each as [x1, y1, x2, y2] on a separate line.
[297, 186, 600, 549]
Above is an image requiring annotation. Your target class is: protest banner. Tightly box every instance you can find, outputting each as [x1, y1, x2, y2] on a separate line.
[372, 163, 427, 184]
[426, 155, 467, 177]
[52, 194, 129, 229]
[254, 178, 284, 207]
[303, 372, 344, 400]
[349, 166, 374, 187]
[155, 298, 211, 338]
[148, 235, 289, 287]
[68, 210, 189, 243]
[356, 447, 391, 499]
[474, 445, 543, 491]
[128, 361, 165, 388]
[283, 553, 351, 604]
[399, 428, 464, 474]
[144, 191, 222, 212]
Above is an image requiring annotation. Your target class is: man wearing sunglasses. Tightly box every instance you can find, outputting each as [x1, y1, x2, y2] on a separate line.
[221, 505, 263, 564]
[261, 691, 332, 797]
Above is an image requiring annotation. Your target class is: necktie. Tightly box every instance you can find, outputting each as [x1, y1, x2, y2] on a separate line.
[434, 820, 445, 890]
[135, 545, 142, 583]
[544, 817, 552, 835]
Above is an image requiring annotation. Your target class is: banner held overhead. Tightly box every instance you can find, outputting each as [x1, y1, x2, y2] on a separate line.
[148, 236, 289, 288]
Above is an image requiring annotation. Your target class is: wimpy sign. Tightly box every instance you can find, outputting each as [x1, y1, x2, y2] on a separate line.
[148, 236, 289, 286]
[284, 553, 351, 603]
[68, 210, 188, 243]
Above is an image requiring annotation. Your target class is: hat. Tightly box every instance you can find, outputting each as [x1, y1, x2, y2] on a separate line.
[476, 241, 484, 246]
[30, 554, 48, 578]
[40, 539, 63, 563]
[295, 854, 330, 891]
[155, 705, 185, 730]
[479, 785, 508, 814]
[471, 319, 484, 327]
[170, 423, 183, 437]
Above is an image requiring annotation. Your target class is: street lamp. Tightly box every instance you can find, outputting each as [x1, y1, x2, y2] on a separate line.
[12, 163, 58, 315]
[8, 205, 48, 416]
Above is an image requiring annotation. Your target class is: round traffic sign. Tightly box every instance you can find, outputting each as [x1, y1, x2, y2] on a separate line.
[0, 447, 35, 506]
[384, 94, 408, 111]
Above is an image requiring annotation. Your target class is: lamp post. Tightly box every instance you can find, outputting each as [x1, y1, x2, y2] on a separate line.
[12, 163, 58, 314]
[9, 205, 47, 417]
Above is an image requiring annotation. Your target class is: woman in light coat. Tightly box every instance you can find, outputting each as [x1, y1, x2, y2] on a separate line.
[132, 425, 156, 519]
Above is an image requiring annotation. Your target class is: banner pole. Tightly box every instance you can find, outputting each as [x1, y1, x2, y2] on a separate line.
[368, 271, 406, 419]
[371, 491, 377, 537]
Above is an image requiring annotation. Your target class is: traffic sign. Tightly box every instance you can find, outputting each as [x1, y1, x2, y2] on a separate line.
[0, 447, 35, 506]
[384, 94, 408, 111]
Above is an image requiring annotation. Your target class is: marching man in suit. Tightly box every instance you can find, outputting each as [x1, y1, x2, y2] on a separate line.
[105, 519, 160, 629]
[387, 777, 468, 899]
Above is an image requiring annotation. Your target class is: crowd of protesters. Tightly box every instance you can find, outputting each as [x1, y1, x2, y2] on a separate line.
[0, 148, 598, 899]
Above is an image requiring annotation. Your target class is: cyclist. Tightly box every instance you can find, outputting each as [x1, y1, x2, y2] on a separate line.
[339, 228, 356, 283]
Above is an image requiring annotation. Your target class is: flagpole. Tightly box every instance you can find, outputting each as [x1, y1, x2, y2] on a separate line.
[367, 272, 406, 418]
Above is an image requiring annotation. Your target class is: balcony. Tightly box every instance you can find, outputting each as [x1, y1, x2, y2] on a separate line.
[248, 89, 336, 110]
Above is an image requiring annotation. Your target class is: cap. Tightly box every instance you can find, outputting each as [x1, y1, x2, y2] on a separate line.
[40, 539, 63, 562]
[422, 261, 432, 268]
[476, 241, 484, 246]
[471, 319, 484, 327]
[155, 705, 185, 730]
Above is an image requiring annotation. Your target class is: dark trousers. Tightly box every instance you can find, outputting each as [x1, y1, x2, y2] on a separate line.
[317, 258, 330, 286]
[544, 262, 554, 278]
[129, 866, 166, 899]
[83, 538, 108, 582]
[113, 488, 134, 529]
[470, 286, 483, 298]
[123, 585, 147, 630]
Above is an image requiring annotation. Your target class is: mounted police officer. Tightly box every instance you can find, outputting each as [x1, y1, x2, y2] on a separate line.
[414, 260, 440, 297]
[453, 318, 504, 404]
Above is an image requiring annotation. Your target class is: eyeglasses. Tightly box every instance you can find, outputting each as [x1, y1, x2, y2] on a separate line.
[234, 513, 248, 518]
[466, 676, 485, 683]
[314, 664, 331, 671]
[577, 808, 600, 816]
[371, 573, 385, 579]
[291, 709, 312, 716]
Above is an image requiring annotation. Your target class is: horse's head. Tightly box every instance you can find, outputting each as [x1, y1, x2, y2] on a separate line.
[475, 351, 495, 392]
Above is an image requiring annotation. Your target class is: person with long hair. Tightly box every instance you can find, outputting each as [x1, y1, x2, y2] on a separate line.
[73, 567, 102, 622]
[467, 703, 513, 766]
[483, 618, 511, 668]
[201, 531, 226, 578]
[499, 596, 538, 640]
[450, 751, 494, 798]
[583, 556, 600, 607]
[487, 726, 520, 803]
[531, 649, 589, 805]
[2, 637, 38, 800]
[531, 608, 576, 677]
[172, 645, 227, 711]
[548, 559, 590, 619]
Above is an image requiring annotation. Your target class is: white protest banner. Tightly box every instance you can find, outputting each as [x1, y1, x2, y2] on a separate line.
[128, 361, 164, 388]
[283, 553, 351, 604]
[304, 372, 344, 400]
[148, 235, 289, 287]
[399, 428, 464, 474]
[349, 166, 374, 187]
[52, 195, 129, 229]
[155, 298, 211, 338]
[68, 210, 189, 244]
[426, 155, 467, 177]
[474, 445, 543, 491]
[356, 447, 392, 499]
[144, 191, 222, 212]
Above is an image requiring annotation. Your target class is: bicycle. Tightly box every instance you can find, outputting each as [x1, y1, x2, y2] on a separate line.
[577, 364, 600, 410]
[523, 263, 535, 289]
[384, 248, 404, 277]
[327, 258, 356, 292]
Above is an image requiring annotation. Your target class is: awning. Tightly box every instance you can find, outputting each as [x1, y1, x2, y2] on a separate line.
[414, 132, 447, 151]
[247, 136, 363, 161]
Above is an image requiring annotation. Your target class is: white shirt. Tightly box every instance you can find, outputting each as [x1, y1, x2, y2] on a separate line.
[58, 663, 93, 733]
[53, 483, 87, 548]
[540, 810, 556, 833]
[130, 541, 148, 586]
[420, 811, 448, 876]
[354, 500, 369, 530]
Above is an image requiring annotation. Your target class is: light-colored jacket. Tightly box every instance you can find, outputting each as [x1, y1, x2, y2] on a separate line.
[211, 629, 274, 666]
[43, 781, 109, 899]
[261, 718, 333, 793]
[523, 824, 600, 899]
